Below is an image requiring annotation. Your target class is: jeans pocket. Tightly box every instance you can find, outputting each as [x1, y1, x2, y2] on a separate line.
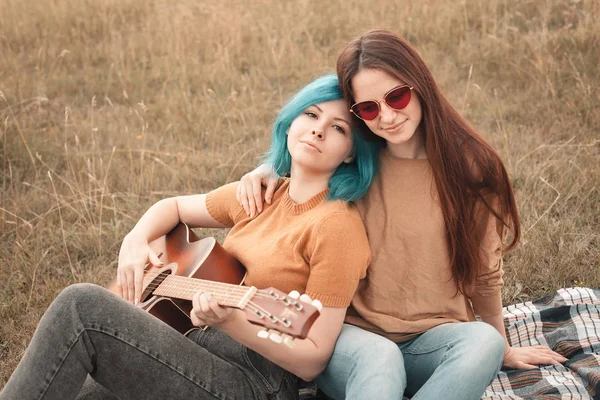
[241, 347, 298, 398]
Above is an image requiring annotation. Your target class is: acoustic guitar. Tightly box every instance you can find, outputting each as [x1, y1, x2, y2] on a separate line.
[108, 222, 320, 340]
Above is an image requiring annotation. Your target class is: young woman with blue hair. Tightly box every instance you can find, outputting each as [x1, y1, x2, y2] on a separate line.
[1, 75, 380, 400]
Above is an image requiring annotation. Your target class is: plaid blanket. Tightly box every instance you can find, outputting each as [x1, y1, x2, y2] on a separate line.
[301, 287, 600, 400]
[483, 287, 600, 399]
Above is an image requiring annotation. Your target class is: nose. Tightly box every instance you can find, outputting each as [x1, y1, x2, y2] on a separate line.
[378, 101, 396, 123]
[311, 130, 324, 139]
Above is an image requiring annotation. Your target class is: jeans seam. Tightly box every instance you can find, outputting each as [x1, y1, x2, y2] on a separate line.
[330, 352, 361, 364]
[38, 327, 88, 400]
[403, 342, 451, 355]
[241, 348, 277, 393]
[83, 324, 239, 400]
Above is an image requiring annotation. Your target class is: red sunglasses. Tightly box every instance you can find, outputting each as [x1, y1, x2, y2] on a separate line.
[350, 85, 414, 121]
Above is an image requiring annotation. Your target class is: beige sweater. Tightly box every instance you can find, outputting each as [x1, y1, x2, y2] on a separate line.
[346, 150, 505, 342]
[206, 179, 371, 308]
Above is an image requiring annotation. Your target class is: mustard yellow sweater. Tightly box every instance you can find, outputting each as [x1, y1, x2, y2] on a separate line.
[206, 179, 371, 308]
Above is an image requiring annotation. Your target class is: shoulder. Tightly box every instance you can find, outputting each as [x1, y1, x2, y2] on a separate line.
[316, 199, 362, 221]
[311, 201, 366, 241]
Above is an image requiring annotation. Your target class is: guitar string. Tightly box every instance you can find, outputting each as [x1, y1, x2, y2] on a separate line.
[150, 279, 278, 305]
[145, 283, 286, 323]
[144, 276, 290, 314]
[145, 274, 269, 297]
[140, 274, 299, 323]
[140, 256, 285, 299]
[143, 271, 279, 300]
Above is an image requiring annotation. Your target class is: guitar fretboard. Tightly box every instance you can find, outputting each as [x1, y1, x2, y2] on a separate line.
[152, 274, 256, 309]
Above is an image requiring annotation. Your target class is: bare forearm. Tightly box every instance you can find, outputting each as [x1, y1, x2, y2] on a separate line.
[126, 193, 223, 243]
[218, 311, 331, 381]
[128, 198, 182, 243]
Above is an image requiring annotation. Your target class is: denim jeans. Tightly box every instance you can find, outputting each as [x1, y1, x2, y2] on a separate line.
[316, 322, 505, 400]
[0, 283, 298, 400]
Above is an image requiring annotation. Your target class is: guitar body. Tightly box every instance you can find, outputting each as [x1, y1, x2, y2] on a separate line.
[108, 223, 246, 335]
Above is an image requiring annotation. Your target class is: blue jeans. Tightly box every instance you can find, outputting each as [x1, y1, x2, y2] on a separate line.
[1, 283, 298, 400]
[316, 322, 505, 400]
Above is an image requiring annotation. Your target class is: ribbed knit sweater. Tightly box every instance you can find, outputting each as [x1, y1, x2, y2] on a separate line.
[206, 179, 371, 308]
[346, 150, 505, 342]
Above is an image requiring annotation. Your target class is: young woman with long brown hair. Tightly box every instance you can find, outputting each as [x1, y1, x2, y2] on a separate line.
[237, 30, 567, 399]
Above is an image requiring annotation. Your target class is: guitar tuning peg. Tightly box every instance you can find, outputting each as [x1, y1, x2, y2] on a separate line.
[299, 294, 312, 303]
[257, 329, 269, 339]
[311, 299, 323, 311]
[283, 336, 295, 349]
[269, 332, 283, 344]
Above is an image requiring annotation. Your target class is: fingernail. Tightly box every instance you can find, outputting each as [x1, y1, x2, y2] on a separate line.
[205, 294, 213, 302]
[134, 298, 139, 305]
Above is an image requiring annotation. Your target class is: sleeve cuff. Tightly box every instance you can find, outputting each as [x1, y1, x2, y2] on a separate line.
[470, 290, 503, 318]
[305, 290, 352, 308]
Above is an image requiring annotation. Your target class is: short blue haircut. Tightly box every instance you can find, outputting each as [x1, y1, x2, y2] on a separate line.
[264, 74, 380, 202]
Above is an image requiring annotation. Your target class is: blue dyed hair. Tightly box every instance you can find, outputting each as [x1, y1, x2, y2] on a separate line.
[264, 74, 380, 202]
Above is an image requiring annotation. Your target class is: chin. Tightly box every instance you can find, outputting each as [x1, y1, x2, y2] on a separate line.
[379, 132, 413, 146]
[377, 125, 420, 145]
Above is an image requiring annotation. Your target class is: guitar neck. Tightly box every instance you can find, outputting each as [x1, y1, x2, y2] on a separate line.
[152, 274, 256, 309]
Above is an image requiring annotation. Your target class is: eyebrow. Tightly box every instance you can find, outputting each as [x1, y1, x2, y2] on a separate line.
[312, 105, 351, 126]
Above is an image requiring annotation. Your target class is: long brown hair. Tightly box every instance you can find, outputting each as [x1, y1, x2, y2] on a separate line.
[337, 29, 520, 293]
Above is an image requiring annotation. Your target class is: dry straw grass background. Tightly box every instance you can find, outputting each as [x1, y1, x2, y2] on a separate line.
[0, 0, 598, 385]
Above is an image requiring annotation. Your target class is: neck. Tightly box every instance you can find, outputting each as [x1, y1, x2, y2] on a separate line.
[386, 128, 427, 159]
[288, 164, 331, 204]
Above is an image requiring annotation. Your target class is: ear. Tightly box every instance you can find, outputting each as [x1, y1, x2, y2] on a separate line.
[343, 155, 353, 164]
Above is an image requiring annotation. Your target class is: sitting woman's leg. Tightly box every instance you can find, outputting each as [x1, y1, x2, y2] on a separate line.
[315, 324, 406, 400]
[401, 321, 505, 400]
[0, 283, 275, 400]
[75, 376, 117, 400]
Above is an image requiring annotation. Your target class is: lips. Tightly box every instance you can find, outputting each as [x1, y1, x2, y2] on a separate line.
[382, 119, 408, 132]
[300, 141, 322, 153]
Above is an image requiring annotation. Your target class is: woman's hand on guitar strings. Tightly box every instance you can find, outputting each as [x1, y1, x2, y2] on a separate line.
[256, 290, 323, 348]
[117, 234, 163, 305]
[190, 291, 236, 328]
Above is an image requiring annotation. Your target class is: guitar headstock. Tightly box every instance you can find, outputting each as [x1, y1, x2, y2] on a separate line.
[243, 287, 320, 339]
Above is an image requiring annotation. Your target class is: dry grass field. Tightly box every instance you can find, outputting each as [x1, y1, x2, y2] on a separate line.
[1, 0, 598, 386]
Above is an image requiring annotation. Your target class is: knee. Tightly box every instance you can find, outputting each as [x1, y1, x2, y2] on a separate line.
[328, 325, 405, 379]
[457, 322, 505, 369]
[334, 326, 403, 369]
[343, 336, 405, 389]
[58, 283, 103, 302]
[471, 322, 505, 355]
[355, 337, 403, 368]
[319, 330, 405, 399]
[54, 283, 108, 313]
